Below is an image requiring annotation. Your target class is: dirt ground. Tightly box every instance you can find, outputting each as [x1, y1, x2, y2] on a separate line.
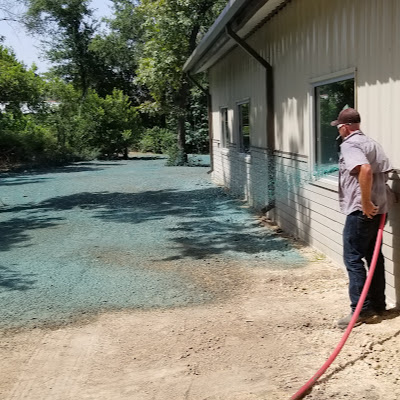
[1, 241, 400, 400]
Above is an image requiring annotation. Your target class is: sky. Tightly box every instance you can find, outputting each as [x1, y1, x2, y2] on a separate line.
[0, 0, 113, 73]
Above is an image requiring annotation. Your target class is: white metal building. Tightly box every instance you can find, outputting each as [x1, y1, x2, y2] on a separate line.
[184, 0, 400, 306]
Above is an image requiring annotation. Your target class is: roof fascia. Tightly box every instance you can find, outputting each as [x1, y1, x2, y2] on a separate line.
[183, 0, 251, 73]
[183, 0, 289, 74]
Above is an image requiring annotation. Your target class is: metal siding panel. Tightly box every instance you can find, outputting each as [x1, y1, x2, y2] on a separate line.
[252, 0, 400, 167]
[356, 0, 400, 165]
[211, 0, 400, 163]
[210, 45, 267, 150]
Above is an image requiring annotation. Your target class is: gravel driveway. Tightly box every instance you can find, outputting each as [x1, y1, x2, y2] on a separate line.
[0, 157, 305, 330]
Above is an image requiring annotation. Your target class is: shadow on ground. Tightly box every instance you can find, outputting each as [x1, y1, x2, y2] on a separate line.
[0, 157, 166, 182]
[0, 265, 37, 292]
[0, 216, 63, 252]
[1, 187, 303, 262]
[0, 176, 52, 187]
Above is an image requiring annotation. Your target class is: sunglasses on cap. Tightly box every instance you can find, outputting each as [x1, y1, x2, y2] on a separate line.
[337, 123, 352, 130]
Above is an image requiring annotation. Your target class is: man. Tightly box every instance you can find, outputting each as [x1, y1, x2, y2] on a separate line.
[330, 108, 395, 329]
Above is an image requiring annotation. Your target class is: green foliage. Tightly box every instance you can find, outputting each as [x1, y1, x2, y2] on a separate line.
[0, 52, 141, 167]
[25, 0, 104, 97]
[0, 44, 44, 106]
[165, 143, 186, 167]
[136, 0, 226, 109]
[184, 83, 209, 154]
[185, 124, 209, 154]
[88, 0, 147, 102]
[44, 79, 141, 159]
[89, 33, 138, 99]
[135, 0, 227, 158]
[138, 126, 175, 154]
[0, 44, 49, 166]
[1, 0, 230, 168]
[0, 111, 58, 165]
[83, 89, 141, 158]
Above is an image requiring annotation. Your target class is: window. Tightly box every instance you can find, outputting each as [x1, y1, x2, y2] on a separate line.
[238, 101, 250, 153]
[314, 77, 354, 177]
[220, 107, 229, 147]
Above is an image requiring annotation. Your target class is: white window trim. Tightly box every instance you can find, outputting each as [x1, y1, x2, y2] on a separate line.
[309, 70, 356, 184]
[309, 68, 356, 85]
[220, 106, 230, 149]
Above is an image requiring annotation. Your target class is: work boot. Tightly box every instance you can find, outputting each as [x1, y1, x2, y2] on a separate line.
[337, 310, 376, 329]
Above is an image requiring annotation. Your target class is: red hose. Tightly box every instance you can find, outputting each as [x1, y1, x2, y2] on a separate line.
[290, 213, 386, 400]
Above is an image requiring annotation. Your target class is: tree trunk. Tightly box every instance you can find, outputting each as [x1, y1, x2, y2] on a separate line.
[175, 80, 189, 165]
[177, 114, 187, 163]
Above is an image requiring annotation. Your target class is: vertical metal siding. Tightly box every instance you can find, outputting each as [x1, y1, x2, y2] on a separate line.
[210, 47, 267, 150]
[249, 0, 400, 166]
[211, 0, 400, 168]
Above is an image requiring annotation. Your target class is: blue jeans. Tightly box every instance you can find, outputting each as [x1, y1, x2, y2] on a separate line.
[343, 211, 386, 313]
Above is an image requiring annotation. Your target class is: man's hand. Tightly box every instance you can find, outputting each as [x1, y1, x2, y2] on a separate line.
[362, 200, 379, 219]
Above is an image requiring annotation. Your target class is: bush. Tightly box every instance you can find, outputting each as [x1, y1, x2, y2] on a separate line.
[165, 143, 186, 166]
[44, 83, 141, 160]
[185, 125, 209, 154]
[0, 112, 58, 166]
[138, 126, 175, 154]
[0, 57, 144, 167]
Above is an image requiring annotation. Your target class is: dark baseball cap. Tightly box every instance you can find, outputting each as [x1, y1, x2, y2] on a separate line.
[330, 108, 361, 126]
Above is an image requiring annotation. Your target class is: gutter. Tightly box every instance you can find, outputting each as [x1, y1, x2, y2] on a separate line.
[224, 24, 274, 148]
[225, 25, 275, 210]
[183, 0, 250, 74]
[183, 0, 289, 74]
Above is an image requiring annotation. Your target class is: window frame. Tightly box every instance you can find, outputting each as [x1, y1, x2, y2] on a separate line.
[220, 106, 230, 148]
[310, 70, 356, 182]
[236, 99, 251, 154]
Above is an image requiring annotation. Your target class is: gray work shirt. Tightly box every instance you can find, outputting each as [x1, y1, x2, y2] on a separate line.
[339, 130, 393, 215]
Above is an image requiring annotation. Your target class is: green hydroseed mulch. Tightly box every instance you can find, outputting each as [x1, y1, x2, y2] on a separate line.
[0, 158, 306, 329]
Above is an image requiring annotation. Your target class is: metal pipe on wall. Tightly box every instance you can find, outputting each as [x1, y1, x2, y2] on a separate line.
[225, 24, 275, 210]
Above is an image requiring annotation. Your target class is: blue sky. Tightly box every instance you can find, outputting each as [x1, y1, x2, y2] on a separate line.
[0, 0, 112, 72]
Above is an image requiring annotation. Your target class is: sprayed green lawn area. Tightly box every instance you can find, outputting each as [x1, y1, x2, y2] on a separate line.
[0, 158, 306, 329]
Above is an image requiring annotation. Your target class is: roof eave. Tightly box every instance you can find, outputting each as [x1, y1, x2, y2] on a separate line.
[183, 0, 249, 74]
[183, 0, 289, 74]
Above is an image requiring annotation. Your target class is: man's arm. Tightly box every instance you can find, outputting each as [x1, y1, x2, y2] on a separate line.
[356, 163, 379, 218]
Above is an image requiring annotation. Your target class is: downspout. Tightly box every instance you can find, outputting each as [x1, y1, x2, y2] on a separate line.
[225, 25, 275, 211]
[186, 73, 214, 174]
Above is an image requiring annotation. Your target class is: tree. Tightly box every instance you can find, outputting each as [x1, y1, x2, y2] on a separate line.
[24, 0, 101, 97]
[0, 44, 49, 165]
[136, 0, 227, 163]
[83, 89, 141, 158]
[89, 0, 146, 102]
[0, 45, 43, 107]
[44, 78, 141, 159]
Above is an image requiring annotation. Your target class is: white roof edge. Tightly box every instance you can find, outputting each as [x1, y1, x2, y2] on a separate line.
[183, 0, 249, 73]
